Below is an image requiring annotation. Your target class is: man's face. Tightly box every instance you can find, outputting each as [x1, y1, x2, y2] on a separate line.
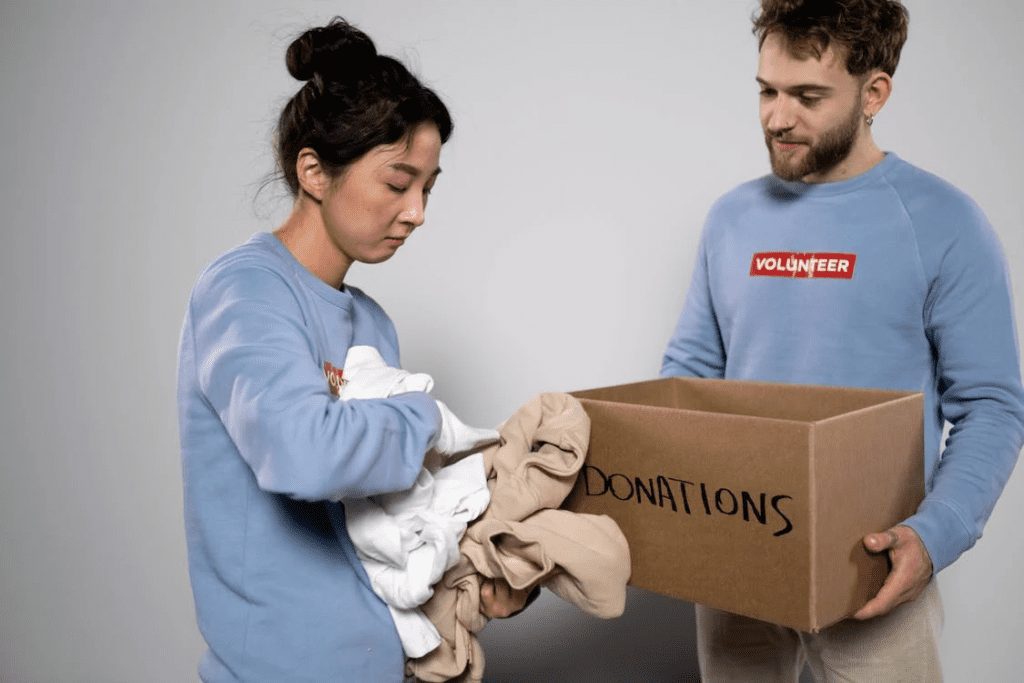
[757, 32, 867, 183]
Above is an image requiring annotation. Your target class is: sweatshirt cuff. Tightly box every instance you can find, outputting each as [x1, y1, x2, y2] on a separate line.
[394, 391, 442, 448]
[902, 498, 976, 573]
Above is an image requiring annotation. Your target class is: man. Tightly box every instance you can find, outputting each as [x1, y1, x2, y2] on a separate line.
[661, 0, 1024, 679]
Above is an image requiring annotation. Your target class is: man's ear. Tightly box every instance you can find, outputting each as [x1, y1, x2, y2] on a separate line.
[862, 70, 893, 120]
[296, 147, 329, 201]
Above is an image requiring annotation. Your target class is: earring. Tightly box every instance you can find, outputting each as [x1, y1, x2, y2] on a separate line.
[865, 112, 875, 127]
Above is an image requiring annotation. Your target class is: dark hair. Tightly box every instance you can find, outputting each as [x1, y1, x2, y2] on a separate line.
[275, 17, 453, 196]
[752, 0, 909, 76]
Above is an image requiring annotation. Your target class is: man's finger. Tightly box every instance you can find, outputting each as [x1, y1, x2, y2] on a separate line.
[853, 546, 918, 620]
[853, 575, 902, 620]
[863, 527, 900, 553]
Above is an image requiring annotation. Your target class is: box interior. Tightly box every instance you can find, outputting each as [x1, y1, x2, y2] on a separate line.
[572, 377, 913, 423]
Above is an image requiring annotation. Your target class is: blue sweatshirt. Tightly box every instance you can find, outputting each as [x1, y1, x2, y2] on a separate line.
[662, 153, 1024, 573]
[177, 233, 441, 681]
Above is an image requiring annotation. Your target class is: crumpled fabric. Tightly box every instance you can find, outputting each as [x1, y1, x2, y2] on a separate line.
[346, 459, 489, 609]
[340, 346, 499, 457]
[339, 344, 434, 398]
[406, 393, 631, 682]
[337, 346, 498, 657]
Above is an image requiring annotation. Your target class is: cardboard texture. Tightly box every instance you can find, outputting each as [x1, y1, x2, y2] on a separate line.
[563, 377, 924, 632]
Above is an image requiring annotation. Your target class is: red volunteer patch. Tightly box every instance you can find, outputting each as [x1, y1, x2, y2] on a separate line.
[324, 361, 345, 397]
[749, 252, 857, 279]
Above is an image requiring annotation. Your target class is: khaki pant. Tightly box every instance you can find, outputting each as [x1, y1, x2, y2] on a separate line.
[697, 581, 943, 682]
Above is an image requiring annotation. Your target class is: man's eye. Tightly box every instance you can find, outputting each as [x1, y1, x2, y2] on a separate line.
[387, 184, 408, 193]
[799, 95, 822, 106]
[759, 89, 775, 98]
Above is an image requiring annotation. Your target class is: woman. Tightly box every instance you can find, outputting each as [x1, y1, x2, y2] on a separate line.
[177, 18, 527, 681]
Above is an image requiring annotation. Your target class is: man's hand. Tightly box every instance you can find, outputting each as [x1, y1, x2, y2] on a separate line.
[479, 578, 533, 619]
[852, 524, 933, 620]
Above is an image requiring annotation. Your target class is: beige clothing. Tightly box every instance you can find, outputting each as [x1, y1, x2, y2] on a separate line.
[483, 392, 593, 522]
[462, 510, 629, 615]
[406, 393, 631, 682]
[697, 579, 943, 682]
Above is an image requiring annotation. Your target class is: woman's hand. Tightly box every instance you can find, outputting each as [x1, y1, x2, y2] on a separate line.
[479, 578, 534, 619]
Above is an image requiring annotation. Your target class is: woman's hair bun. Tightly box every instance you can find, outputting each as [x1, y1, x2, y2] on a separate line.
[286, 17, 378, 82]
[274, 16, 452, 196]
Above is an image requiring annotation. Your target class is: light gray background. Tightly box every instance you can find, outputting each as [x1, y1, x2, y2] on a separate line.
[1, 1, 1021, 680]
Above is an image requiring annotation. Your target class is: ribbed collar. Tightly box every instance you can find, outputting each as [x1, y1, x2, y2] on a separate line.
[769, 152, 901, 198]
[251, 232, 353, 308]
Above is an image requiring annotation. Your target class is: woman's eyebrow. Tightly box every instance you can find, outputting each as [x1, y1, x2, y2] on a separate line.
[389, 162, 442, 178]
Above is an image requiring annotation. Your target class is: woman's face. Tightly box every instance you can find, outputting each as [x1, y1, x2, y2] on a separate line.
[320, 122, 443, 267]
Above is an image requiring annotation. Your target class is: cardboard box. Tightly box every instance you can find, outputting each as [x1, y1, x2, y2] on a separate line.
[563, 377, 923, 632]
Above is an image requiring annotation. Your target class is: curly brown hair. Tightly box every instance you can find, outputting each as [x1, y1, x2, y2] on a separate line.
[752, 0, 909, 76]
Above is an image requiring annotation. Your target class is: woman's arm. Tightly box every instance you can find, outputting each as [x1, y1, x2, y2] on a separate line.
[187, 263, 441, 501]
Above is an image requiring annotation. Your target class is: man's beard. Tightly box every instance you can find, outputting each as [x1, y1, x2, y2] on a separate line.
[765, 100, 862, 181]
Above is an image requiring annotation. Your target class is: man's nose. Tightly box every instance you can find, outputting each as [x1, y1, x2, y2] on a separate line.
[765, 97, 797, 135]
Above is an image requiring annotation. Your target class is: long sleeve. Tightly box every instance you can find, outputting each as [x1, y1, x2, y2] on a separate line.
[187, 262, 441, 502]
[661, 228, 727, 379]
[903, 207, 1024, 571]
